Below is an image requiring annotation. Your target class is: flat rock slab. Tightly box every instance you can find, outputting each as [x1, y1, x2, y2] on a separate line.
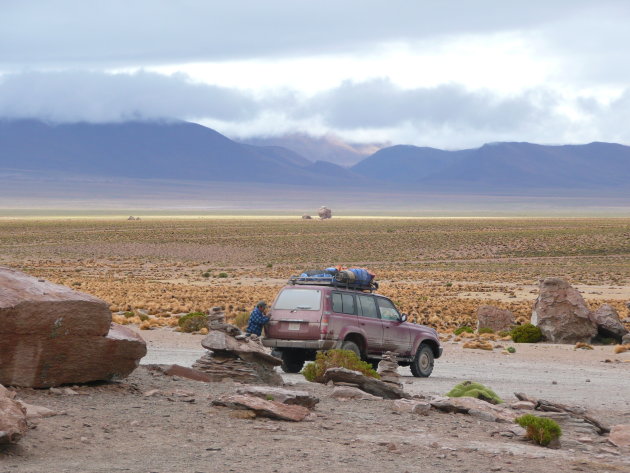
[0, 266, 111, 337]
[329, 386, 381, 401]
[1, 323, 147, 387]
[236, 386, 319, 409]
[392, 399, 431, 415]
[201, 330, 281, 366]
[323, 368, 408, 399]
[0, 267, 147, 387]
[164, 364, 213, 383]
[0, 384, 27, 444]
[430, 396, 517, 423]
[212, 394, 311, 421]
[16, 401, 58, 419]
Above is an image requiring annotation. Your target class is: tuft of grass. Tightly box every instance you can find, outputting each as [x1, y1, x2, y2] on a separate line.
[614, 344, 629, 354]
[233, 311, 250, 329]
[302, 349, 380, 383]
[511, 323, 542, 343]
[454, 326, 474, 335]
[217, 272, 228, 278]
[574, 342, 593, 350]
[202, 272, 211, 278]
[478, 327, 495, 334]
[516, 414, 562, 446]
[506, 346, 516, 353]
[266, 263, 273, 268]
[265, 394, 274, 401]
[178, 312, 208, 333]
[446, 380, 503, 404]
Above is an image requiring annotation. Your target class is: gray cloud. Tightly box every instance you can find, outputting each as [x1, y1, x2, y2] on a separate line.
[0, 70, 259, 123]
[302, 79, 558, 131]
[0, 0, 618, 68]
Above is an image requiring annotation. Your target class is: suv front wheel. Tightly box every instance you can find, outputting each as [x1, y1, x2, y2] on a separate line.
[410, 344, 434, 377]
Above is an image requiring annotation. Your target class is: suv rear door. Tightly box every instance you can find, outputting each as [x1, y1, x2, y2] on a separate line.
[328, 291, 359, 340]
[356, 294, 384, 355]
[376, 296, 411, 355]
[266, 287, 324, 340]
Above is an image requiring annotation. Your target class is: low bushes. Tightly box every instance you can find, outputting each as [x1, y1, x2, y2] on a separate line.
[510, 323, 542, 343]
[302, 349, 380, 383]
[454, 326, 474, 335]
[178, 312, 208, 333]
[446, 380, 503, 404]
[516, 414, 562, 446]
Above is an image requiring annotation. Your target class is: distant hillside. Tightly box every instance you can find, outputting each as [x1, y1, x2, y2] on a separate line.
[352, 142, 630, 190]
[240, 133, 387, 166]
[0, 119, 365, 186]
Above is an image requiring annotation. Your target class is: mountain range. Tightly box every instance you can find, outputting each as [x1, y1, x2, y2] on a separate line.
[1, 119, 629, 195]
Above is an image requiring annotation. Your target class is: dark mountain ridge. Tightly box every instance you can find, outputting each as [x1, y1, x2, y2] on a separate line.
[1, 119, 629, 194]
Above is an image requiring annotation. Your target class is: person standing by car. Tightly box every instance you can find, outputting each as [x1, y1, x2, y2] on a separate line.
[246, 301, 271, 337]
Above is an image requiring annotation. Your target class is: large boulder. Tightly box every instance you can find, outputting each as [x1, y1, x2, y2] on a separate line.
[589, 304, 628, 342]
[0, 267, 146, 387]
[0, 384, 27, 444]
[476, 305, 515, 333]
[531, 278, 597, 343]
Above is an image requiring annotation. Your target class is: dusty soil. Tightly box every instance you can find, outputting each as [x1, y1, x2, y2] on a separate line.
[2, 328, 629, 473]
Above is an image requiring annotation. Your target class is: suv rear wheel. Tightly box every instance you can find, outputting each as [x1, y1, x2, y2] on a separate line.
[410, 344, 434, 377]
[341, 340, 362, 359]
[274, 349, 305, 373]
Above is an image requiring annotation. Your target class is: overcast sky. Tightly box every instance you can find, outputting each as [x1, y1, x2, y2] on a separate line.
[1, 0, 630, 149]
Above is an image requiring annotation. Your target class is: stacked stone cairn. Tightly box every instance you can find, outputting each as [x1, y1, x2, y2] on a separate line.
[192, 307, 283, 385]
[377, 351, 402, 388]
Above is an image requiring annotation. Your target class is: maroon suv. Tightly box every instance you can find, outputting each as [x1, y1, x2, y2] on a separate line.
[262, 283, 442, 376]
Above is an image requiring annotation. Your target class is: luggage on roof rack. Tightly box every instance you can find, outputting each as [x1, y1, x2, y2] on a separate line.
[289, 267, 378, 292]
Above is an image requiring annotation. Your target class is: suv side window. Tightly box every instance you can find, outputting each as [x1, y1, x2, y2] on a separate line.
[332, 292, 356, 315]
[357, 294, 378, 318]
[377, 297, 400, 320]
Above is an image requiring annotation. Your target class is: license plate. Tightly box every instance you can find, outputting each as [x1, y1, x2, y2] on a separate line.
[288, 322, 301, 331]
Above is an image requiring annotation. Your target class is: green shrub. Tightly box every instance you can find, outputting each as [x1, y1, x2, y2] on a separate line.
[233, 311, 250, 329]
[266, 263, 273, 268]
[516, 414, 562, 446]
[506, 346, 516, 353]
[178, 312, 208, 333]
[217, 272, 228, 278]
[511, 323, 543, 343]
[445, 282, 453, 287]
[302, 349, 380, 383]
[454, 326, 474, 335]
[202, 272, 211, 278]
[478, 327, 495, 334]
[138, 313, 149, 322]
[498, 330, 512, 337]
[123, 311, 135, 318]
[446, 380, 503, 404]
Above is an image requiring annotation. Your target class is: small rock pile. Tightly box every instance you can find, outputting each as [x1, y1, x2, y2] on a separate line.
[377, 352, 402, 388]
[192, 308, 282, 385]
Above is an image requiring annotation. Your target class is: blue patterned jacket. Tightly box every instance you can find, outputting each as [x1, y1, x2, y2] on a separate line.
[246, 307, 270, 336]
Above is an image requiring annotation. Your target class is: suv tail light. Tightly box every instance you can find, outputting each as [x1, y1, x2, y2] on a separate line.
[320, 313, 329, 335]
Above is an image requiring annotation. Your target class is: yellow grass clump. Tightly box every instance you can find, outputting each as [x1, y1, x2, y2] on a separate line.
[614, 345, 630, 354]
[463, 340, 494, 350]
[574, 342, 593, 350]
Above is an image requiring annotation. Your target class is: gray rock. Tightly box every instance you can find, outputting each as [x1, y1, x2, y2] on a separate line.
[477, 305, 515, 332]
[531, 278, 597, 343]
[236, 386, 319, 409]
[329, 386, 380, 401]
[623, 333, 630, 344]
[590, 304, 628, 341]
[323, 368, 408, 399]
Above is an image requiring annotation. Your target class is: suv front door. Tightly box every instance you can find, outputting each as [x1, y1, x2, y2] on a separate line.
[356, 294, 383, 355]
[376, 297, 411, 355]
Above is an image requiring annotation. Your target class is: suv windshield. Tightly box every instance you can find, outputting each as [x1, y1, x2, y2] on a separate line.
[274, 289, 322, 310]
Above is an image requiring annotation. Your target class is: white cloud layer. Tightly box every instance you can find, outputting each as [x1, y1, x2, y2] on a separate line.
[1, 1, 629, 148]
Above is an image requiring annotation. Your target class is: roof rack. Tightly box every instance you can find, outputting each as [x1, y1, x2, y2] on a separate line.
[287, 275, 379, 292]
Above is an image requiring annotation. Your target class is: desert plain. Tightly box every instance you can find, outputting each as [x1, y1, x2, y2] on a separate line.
[1, 216, 630, 472]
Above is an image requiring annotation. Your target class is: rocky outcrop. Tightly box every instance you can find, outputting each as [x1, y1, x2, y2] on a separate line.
[212, 394, 312, 421]
[0, 384, 27, 444]
[590, 304, 628, 342]
[192, 313, 282, 385]
[430, 396, 517, 423]
[477, 305, 515, 332]
[318, 206, 332, 219]
[531, 278, 597, 343]
[0, 267, 146, 387]
[236, 386, 319, 409]
[323, 367, 408, 399]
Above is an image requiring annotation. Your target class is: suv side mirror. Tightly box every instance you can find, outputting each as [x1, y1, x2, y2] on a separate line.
[400, 313, 408, 322]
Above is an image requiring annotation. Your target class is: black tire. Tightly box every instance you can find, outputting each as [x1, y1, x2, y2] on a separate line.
[410, 344, 434, 377]
[341, 340, 362, 359]
[279, 350, 305, 373]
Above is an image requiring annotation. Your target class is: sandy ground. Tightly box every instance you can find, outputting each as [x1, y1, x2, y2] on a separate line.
[3, 328, 629, 473]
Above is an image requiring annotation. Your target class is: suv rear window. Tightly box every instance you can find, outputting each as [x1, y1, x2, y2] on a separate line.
[357, 294, 378, 318]
[274, 289, 322, 310]
[332, 292, 356, 315]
